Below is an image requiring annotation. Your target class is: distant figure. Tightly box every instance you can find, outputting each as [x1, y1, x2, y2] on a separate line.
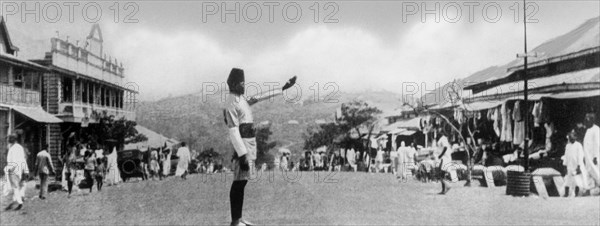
[562, 130, 587, 197]
[313, 152, 323, 170]
[347, 147, 357, 172]
[583, 113, 600, 190]
[330, 151, 342, 172]
[158, 148, 166, 180]
[63, 148, 78, 197]
[280, 154, 289, 172]
[162, 148, 172, 177]
[83, 150, 97, 193]
[105, 147, 122, 186]
[405, 143, 418, 177]
[175, 142, 191, 180]
[34, 144, 55, 200]
[436, 131, 454, 195]
[149, 148, 160, 180]
[375, 147, 384, 173]
[4, 134, 29, 211]
[95, 157, 107, 191]
[261, 163, 267, 172]
[397, 142, 410, 179]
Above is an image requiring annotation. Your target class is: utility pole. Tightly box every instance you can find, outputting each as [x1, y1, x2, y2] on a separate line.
[516, 0, 537, 172]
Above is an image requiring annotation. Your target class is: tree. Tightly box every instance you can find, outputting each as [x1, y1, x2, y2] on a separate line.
[256, 124, 277, 169]
[303, 100, 381, 166]
[88, 115, 147, 151]
[303, 122, 344, 151]
[338, 100, 382, 162]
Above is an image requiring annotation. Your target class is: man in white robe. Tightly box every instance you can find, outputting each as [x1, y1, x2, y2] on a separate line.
[562, 130, 587, 197]
[4, 134, 29, 211]
[583, 113, 600, 190]
[175, 142, 191, 180]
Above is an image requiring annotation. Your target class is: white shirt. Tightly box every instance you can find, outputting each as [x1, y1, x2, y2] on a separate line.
[583, 125, 600, 162]
[347, 149, 356, 162]
[437, 136, 452, 162]
[376, 150, 384, 162]
[405, 147, 417, 165]
[177, 147, 191, 162]
[5, 143, 29, 176]
[563, 141, 585, 175]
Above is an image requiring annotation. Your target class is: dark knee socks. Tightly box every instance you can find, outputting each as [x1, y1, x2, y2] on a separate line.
[230, 180, 248, 221]
[67, 180, 73, 194]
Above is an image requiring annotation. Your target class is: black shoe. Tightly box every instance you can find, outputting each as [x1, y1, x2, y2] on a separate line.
[40, 197, 46, 200]
[439, 187, 451, 195]
[5, 202, 16, 211]
[14, 204, 23, 211]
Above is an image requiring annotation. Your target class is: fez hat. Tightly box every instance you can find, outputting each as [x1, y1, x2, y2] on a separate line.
[227, 68, 245, 90]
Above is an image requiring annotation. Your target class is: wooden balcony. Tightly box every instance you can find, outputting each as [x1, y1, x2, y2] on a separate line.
[0, 83, 41, 107]
[57, 102, 136, 123]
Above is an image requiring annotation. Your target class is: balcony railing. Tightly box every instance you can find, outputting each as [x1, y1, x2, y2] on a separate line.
[0, 84, 41, 107]
[58, 102, 136, 122]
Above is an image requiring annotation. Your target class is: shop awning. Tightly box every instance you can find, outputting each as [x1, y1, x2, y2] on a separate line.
[8, 105, 62, 123]
[468, 67, 599, 99]
[544, 90, 600, 99]
[397, 130, 417, 136]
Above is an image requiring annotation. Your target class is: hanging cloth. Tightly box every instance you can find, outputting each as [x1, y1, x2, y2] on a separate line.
[532, 101, 542, 127]
[500, 102, 513, 142]
[513, 101, 525, 145]
[491, 107, 501, 138]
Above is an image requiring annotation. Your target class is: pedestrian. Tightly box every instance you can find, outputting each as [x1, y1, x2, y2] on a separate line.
[375, 146, 384, 173]
[436, 131, 454, 195]
[63, 148, 77, 197]
[158, 147, 165, 180]
[149, 148, 160, 180]
[95, 157, 107, 191]
[4, 134, 29, 211]
[223, 68, 257, 226]
[175, 142, 191, 180]
[397, 142, 410, 179]
[280, 154, 288, 171]
[583, 113, 600, 191]
[33, 144, 55, 200]
[105, 146, 122, 186]
[162, 148, 172, 177]
[83, 150, 96, 193]
[347, 147, 357, 172]
[330, 151, 342, 172]
[562, 130, 587, 197]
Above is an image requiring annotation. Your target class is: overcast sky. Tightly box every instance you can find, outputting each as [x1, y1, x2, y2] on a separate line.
[3, 0, 599, 100]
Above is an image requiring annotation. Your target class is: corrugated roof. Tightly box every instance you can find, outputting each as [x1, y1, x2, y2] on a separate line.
[423, 17, 600, 106]
[469, 67, 599, 99]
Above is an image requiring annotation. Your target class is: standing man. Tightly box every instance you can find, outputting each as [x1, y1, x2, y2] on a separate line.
[436, 131, 454, 195]
[562, 130, 587, 197]
[34, 144, 55, 200]
[583, 113, 600, 190]
[4, 134, 29, 210]
[175, 142, 191, 180]
[224, 68, 256, 226]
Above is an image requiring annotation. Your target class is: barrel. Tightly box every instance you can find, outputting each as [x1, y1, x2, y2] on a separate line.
[506, 170, 531, 196]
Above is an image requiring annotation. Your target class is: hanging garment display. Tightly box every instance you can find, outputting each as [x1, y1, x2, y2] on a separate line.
[513, 101, 525, 145]
[491, 107, 501, 138]
[500, 102, 513, 142]
[531, 102, 541, 124]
